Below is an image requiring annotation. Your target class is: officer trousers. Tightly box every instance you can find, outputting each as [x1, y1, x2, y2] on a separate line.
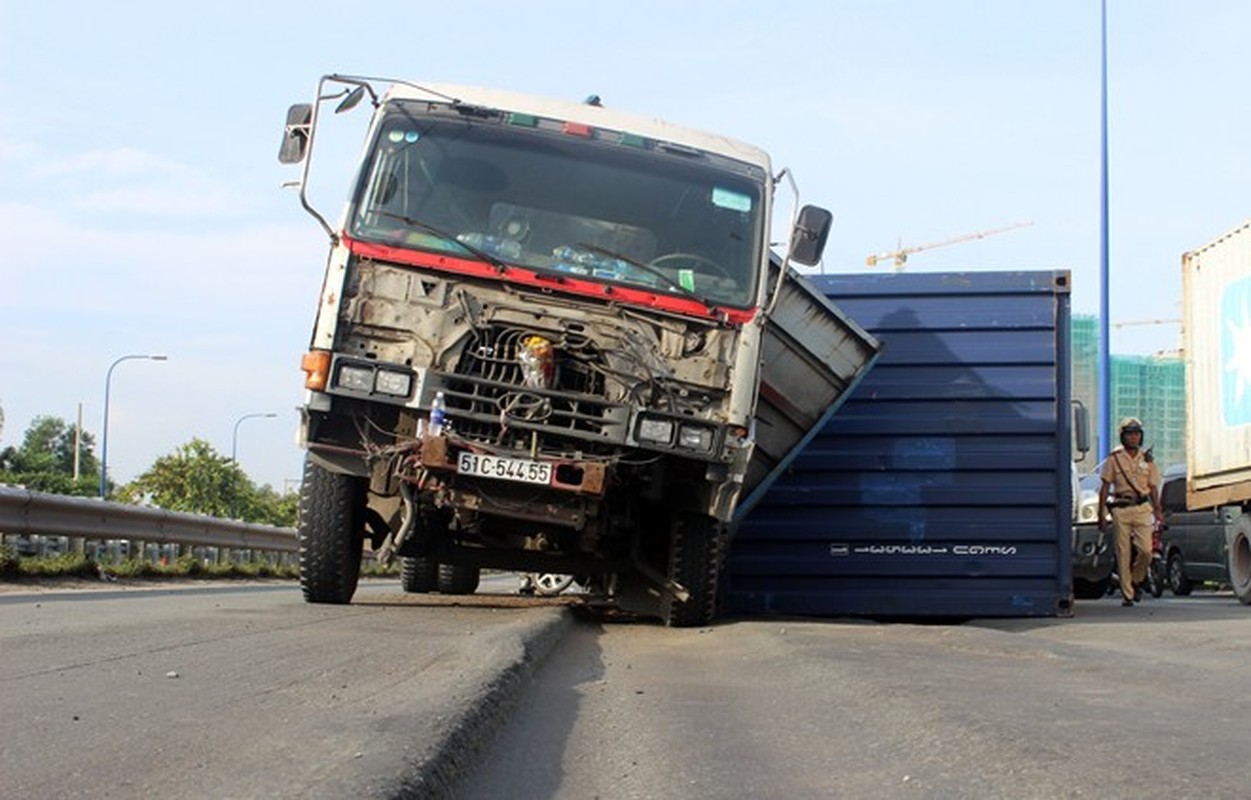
[1112, 503, 1153, 602]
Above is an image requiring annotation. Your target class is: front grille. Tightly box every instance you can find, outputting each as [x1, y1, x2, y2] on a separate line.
[445, 326, 626, 448]
[462, 327, 605, 394]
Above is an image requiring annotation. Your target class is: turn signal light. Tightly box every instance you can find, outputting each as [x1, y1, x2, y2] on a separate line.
[302, 350, 331, 391]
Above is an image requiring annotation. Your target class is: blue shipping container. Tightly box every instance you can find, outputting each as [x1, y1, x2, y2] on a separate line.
[726, 270, 1074, 618]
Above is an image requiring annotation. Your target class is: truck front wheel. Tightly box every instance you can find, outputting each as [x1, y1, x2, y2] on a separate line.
[297, 458, 367, 604]
[662, 513, 726, 628]
[1227, 516, 1251, 605]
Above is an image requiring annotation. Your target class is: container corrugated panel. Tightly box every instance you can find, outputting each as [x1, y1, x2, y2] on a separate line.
[1183, 218, 1251, 508]
[725, 270, 1074, 618]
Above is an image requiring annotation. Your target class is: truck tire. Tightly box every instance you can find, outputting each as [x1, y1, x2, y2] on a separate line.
[661, 513, 725, 628]
[401, 557, 438, 593]
[298, 458, 367, 604]
[1227, 516, 1251, 605]
[437, 563, 480, 595]
[1167, 552, 1193, 596]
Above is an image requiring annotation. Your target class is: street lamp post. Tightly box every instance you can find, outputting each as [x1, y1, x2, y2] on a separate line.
[230, 412, 278, 523]
[100, 354, 168, 500]
[1097, 0, 1112, 460]
[231, 412, 278, 463]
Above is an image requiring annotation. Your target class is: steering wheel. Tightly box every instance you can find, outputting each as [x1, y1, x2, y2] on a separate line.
[647, 252, 733, 281]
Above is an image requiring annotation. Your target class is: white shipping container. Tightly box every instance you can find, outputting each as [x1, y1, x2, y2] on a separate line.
[1183, 218, 1251, 508]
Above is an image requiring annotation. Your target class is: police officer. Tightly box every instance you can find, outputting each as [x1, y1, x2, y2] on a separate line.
[1097, 417, 1164, 606]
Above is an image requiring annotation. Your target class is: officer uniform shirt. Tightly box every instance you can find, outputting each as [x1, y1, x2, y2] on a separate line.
[1099, 446, 1161, 504]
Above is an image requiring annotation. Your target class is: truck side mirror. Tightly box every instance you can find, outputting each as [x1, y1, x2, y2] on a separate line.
[278, 103, 314, 164]
[788, 205, 832, 267]
[336, 86, 366, 114]
[1072, 400, 1090, 461]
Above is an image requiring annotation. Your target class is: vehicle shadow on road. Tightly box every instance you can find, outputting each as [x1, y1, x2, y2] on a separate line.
[971, 589, 1248, 631]
[717, 589, 1248, 634]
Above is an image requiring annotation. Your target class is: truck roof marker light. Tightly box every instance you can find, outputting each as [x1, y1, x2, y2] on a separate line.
[562, 121, 593, 138]
[302, 350, 331, 391]
[506, 112, 538, 127]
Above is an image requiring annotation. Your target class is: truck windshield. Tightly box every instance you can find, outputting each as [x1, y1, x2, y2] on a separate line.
[347, 102, 767, 309]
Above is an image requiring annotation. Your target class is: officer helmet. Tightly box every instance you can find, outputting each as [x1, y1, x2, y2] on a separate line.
[1118, 416, 1143, 434]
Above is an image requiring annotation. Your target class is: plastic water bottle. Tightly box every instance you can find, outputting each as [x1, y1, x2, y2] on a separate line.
[430, 391, 446, 436]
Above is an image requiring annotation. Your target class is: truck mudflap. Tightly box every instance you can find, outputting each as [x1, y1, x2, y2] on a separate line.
[735, 260, 881, 520]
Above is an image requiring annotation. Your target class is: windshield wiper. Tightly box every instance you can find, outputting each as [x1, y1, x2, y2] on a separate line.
[575, 243, 717, 313]
[373, 211, 510, 272]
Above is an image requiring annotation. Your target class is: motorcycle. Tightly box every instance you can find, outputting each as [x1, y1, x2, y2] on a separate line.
[1145, 524, 1166, 598]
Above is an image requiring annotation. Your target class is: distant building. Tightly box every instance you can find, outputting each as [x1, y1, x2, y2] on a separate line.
[1070, 314, 1185, 471]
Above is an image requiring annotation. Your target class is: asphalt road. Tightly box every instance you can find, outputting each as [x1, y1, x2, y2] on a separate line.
[4, 580, 1250, 799]
[0, 576, 571, 799]
[459, 592, 1251, 799]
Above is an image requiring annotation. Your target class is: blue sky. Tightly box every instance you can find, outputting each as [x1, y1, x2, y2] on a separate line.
[1, 1, 1247, 491]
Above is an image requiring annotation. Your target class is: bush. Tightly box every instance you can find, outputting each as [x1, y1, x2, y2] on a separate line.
[362, 561, 400, 578]
[176, 554, 204, 577]
[0, 550, 299, 582]
[19, 552, 98, 579]
[0, 543, 18, 579]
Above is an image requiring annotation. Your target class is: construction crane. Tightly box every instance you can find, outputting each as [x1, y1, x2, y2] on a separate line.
[1111, 318, 1183, 352]
[866, 220, 1034, 270]
[1111, 318, 1180, 329]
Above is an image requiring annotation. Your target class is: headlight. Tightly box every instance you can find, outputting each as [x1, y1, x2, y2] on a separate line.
[677, 424, 714, 452]
[337, 364, 374, 392]
[637, 417, 674, 445]
[375, 370, 412, 397]
[335, 362, 413, 398]
[1078, 500, 1098, 523]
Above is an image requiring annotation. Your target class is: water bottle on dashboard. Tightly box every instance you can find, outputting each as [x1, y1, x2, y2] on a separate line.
[430, 390, 446, 436]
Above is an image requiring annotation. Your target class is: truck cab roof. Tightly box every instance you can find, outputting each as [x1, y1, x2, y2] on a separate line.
[382, 81, 773, 174]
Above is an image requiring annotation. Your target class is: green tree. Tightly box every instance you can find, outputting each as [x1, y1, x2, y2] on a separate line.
[249, 483, 299, 527]
[122, 439, 296, 526]
[0, 415, 99, 495]
[123, 438, 245, 517]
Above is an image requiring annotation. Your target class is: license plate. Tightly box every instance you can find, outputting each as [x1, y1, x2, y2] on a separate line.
[456, 452, 553, 485]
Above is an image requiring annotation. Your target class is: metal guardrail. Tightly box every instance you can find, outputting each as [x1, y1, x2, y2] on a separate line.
[0, 486, 298, 552]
